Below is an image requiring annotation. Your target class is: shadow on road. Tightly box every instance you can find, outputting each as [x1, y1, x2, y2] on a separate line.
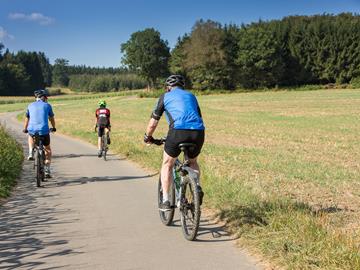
[41, 173, 158, 188]
[170, 217, 234, 242]
[0, 161, 82, 269]
[52, 153, 125, 161]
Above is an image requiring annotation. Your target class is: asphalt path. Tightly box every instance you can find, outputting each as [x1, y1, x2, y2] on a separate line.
[0, 112, 262, 270]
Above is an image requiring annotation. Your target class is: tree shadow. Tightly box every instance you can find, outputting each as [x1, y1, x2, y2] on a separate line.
[0, 162, 83, 269]
[52, 153, 125, 161]
[214, 199, 347, 239]
[0, 124, 84, 269]
[45, 173, 158, 187]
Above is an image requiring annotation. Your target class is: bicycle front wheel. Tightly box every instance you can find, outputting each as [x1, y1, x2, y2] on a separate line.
[158, 175, 175, 226]
[180, 176, 201, 241]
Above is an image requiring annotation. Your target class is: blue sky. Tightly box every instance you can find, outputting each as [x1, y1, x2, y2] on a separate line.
[0, 0, 359, 67]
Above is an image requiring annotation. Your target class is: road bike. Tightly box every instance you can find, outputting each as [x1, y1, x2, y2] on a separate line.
[153, 138, 204, 241]
[95, 126, 110, 161]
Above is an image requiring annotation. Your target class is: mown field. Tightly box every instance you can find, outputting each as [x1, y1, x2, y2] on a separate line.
[2, 89, 360, 269]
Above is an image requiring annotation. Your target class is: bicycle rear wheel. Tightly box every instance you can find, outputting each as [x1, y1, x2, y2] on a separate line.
[34, 150, 41, 187]
[180, 176, 201, 241]
[158, 175, 175, 226]
[102, 135, 107, 161]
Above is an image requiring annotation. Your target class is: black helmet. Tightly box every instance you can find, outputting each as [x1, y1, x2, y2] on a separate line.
[165, 75, 185, 88]
[34, 89, 49, 98]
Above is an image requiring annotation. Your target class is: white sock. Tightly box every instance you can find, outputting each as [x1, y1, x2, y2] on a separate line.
[163, 192, 169, 203]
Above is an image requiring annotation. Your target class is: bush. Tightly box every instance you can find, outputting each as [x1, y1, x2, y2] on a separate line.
[0, 126, 23, 198]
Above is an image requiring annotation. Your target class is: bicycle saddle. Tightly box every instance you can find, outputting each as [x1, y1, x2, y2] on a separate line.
[178, 143, 197, 152]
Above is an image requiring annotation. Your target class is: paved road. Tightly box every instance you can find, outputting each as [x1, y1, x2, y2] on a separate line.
[0, 112, 262, 270]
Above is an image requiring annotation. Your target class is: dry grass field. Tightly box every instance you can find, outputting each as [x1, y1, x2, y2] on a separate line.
[3, 88, 360, 269]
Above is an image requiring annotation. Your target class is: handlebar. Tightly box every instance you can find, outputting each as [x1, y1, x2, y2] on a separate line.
[152, 138, 166, 146]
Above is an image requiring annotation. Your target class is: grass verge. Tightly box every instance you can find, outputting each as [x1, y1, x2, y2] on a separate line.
[0, 125, 23, 198]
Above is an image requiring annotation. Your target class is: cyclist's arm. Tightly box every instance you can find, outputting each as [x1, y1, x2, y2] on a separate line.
[145, 118, 159, 137]
[24, 109, 30, 130]
[48, 104, 56, 129]
[24, 117, 29, 130]
[49, 116, 56, 129]
[95, 109, 99, 127]
[146, 94, 164, 137]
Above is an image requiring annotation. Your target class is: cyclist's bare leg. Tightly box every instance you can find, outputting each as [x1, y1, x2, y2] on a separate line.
[105, 128, 110, 143]
[189, 157, 201, 182]
[97, 137, 102, 150]
[28, 135, 34, 155]
[161, 151, 176, 201]
[44, 145, 52, 165]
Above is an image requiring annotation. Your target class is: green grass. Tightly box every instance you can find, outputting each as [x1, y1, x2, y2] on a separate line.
[0, 126, 23, 198]
[5, 88, 360, 269]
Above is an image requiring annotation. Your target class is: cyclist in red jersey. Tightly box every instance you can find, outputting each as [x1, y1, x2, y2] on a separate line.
[95, 100, 111, 157]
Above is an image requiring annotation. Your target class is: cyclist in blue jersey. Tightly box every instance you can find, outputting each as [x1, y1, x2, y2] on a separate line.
[144, 75, 205, 210]
[23, 89, 56, 177]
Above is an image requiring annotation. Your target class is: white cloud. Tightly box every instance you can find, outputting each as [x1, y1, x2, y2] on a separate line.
[9, 12, 54, 25]
[0, 27, 14, 41]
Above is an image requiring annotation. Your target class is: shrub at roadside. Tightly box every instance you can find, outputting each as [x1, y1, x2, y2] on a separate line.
[0, 125, 23, 198]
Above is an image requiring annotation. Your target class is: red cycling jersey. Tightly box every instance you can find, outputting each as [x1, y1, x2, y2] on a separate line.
[96, 107, 111, 127]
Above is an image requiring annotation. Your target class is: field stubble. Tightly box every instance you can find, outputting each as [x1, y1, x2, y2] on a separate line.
[8, 89, 360, 269]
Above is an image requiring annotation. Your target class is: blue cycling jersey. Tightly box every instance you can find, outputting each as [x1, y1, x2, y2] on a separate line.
[26, 100, 54, 135]
[152, 87, 205, 130]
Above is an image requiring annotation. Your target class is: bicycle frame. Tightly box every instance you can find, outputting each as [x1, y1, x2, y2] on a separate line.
[172, 158, 200, 208]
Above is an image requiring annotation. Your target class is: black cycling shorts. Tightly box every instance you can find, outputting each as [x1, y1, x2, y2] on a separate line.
[98, 126, 109, 137]
[165, 129, 205, 158]
[30, 134, 50, 147]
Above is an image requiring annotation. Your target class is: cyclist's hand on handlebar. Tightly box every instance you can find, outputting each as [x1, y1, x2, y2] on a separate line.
[22, 129, 28, 133]
[152, 138, 165, 145]
[50, 127, 56, 132]
[144, 133, 154, 144]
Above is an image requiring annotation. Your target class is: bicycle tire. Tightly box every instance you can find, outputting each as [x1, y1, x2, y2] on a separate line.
[102, 135, 107, 161]
[158, 175, 175, 226]
[40, 150, 45, 182]
[35, 150, 41, 187]
[180, 175, 201, 241]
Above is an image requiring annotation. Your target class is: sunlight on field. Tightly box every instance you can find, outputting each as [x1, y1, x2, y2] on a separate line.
[3, 89, 360, 269]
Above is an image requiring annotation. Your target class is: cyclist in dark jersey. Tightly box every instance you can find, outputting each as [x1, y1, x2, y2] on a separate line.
[144, 75, 205, 210]
[95, 100, 111, 157]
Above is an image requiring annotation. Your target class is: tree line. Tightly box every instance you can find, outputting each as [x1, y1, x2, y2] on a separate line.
[2, 13, 360, 95]
[121, 13, 360, 90]
[0, 47, 146, 96]
[0, 44, 51, 95]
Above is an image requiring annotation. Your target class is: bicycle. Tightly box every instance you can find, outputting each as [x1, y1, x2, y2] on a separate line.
[95, 126, 110, 161]
[153, 138, 204, 241]
[31, 128, 55, 187]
